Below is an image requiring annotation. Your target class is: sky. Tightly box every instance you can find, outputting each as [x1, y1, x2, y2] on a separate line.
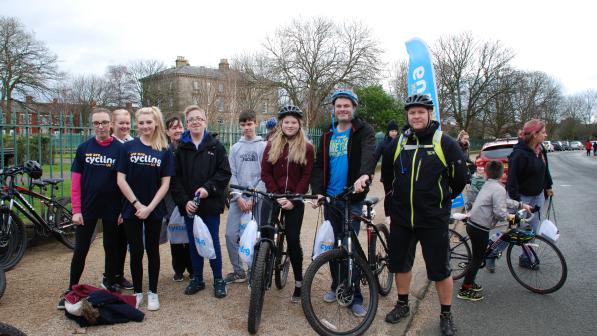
[2, 0, 595, 95]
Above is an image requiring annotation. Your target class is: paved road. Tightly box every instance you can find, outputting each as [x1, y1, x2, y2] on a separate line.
[408, 150, 597, 336]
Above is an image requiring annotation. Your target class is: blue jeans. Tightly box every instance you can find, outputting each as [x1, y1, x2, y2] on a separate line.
[324, 199, 364, 305]
[184, 214, 223, 281]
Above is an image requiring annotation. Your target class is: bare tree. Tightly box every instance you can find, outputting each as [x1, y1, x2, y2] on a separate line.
[579, 89, 597, 124]
[104, 65, 136, 107]
[433, 32, 514, 132]
[511, 71, 562, 135]
[232, 54, 278, 118]
[388, 60, 408, 103]
[0, 16, 59, 119]
[481, 68, 521, 138]
[262, 17, 382, 126]
[126, 59, 166, 106]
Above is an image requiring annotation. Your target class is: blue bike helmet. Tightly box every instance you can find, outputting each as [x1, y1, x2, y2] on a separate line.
[265, 117, 277, 129]
[331, 89, 359, 107]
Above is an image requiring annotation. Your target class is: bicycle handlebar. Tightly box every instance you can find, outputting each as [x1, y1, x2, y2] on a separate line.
[229, 184, 320, 201]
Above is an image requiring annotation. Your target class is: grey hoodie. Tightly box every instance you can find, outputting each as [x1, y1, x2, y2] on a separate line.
[468, 179, 522, 231]
[229, 135, 267, 201]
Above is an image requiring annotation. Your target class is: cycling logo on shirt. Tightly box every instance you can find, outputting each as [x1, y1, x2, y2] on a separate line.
[129, 152, 162, 167]
[85, 153, 116, 167]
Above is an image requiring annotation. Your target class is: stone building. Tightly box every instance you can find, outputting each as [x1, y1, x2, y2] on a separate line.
[140, 57, 277, 123]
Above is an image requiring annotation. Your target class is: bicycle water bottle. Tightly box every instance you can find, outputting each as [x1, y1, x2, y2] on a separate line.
[187, 193, 201, 218]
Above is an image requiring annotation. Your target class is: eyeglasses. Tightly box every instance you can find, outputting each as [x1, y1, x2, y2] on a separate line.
[92, 121, 110, 127]
[187, 116, 206, 124]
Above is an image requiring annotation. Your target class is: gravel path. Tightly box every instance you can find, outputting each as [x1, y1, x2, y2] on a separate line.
[0, 180, 411, 336]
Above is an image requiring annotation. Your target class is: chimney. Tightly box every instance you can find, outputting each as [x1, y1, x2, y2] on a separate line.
[176, 56, 189, 68]
[25, 96, 33, 104]
[218, 58, 229, 71]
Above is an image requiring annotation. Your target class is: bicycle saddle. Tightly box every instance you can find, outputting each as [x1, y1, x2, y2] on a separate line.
[363, 197, 379, 207]
[41, 178, 64, 185]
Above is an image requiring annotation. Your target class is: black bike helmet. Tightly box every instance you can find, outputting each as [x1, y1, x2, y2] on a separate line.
[278, 105, 304, 120]
[24, 160, 42, 179]
[404, 94, 434, 110]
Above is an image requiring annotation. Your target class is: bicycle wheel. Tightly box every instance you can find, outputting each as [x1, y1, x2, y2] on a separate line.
[0, 268, 5, 300]
[0, 208, 27, 271]
[448, 229, 471, 281]
[301, 248, 378, 336]
[248, 240, 271, 334]
[51, 198, 75, 249]
[506, 235, 567, 294]
[274, 231, 290, 290]
[369, 223, 393, 296]
[0, 322, 27, 336]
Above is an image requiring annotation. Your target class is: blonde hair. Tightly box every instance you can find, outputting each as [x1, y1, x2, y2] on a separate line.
[267, 117, 309, 165]
[135, 106, 168, 151]
[183, 105, 206, 119]
[457, 130, 469, 142]
[112, 109, 131, 120]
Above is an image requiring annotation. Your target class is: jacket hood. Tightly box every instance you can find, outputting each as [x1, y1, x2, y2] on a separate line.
[513, 139, 535, 153]
[238, 135, 264, 143]
[179, 129, 216, 149]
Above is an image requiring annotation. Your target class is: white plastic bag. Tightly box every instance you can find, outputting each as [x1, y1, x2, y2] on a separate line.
[239, 212, 253, 236]
[539, 219, 559, 241]
[238, 218, 258, 267]
[312, 220, 335, 260]
[193, 215, 216, 259]
[167, 208, 189, 244]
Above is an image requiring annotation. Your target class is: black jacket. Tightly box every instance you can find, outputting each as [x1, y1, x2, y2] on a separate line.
[506, 140, 553, 201]
[171, 131, 231, 216]
[311, 117, 377, 202]
[381, 121, 468, 229]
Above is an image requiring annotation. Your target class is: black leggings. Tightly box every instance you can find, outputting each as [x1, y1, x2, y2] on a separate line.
[261, 200, 305, 282]
[69, 218, 124, 289]
[463, 224, 489, 286]
[171, 243, 193, 276]
[123, 218, 161, 293]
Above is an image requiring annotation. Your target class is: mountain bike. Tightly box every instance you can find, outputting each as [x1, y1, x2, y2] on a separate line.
[0, 163, 75, 270]
[449, 210, 567, 294]
[301, 185, 393, 336]
[229, 184, 319, 334]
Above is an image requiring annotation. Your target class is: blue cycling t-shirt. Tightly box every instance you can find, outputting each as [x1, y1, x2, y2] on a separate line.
[117, 138, 175, 220]
[326, 128, 351, 196]
[71, 137, 123, 220]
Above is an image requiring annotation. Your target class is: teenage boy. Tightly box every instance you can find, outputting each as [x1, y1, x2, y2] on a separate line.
[225, 110, 266, 283]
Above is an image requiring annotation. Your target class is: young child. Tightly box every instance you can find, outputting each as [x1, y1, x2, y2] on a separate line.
[457, 160, 531, 301]
[224, 110, 266, 284]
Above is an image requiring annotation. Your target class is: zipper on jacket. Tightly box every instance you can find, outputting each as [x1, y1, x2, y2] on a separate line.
[410, 136, 419, 227]
[438, 175, 444, 208]
[415, 159, 422, 181]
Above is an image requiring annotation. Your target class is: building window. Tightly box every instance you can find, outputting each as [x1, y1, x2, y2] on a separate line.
[218, 83, 224, 92]
[262, 102, 268, 114]
[193, 81, 199, 90]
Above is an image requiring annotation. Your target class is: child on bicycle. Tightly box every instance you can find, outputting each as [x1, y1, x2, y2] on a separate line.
[261, 105, 314, 303]
[458, 160, 531, 301]
[225, 110, 266, 284]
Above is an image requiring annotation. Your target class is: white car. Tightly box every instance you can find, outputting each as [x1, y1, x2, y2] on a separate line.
[569, 141, 583, 150]
[543, 141, 554, 152]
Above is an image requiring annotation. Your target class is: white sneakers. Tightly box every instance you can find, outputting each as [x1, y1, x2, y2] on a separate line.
[134, 291, 160, 311]
[147, 291, 160, 311]
[135, 292, 143, 309]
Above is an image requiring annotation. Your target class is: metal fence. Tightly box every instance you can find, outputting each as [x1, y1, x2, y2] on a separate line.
[1, 106, 324, 180]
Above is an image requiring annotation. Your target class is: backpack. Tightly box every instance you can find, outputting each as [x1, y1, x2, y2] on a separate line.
[393, 129, 447, 167]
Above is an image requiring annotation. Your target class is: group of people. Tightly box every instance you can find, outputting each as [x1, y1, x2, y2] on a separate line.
[55, 87, 555, 336]
[584, 139, 597, 156]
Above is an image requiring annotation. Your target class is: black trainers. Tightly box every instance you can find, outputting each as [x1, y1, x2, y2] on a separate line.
[116, 275, 134, 290]
[471, 283, 483, 292]
[440, 312, 457, 336]
[57, 297, 66, 310]
[457, 288, 484, 301]
[214, 278, 227, 299]
[385, 301, 410, 324]
[100, 277, 121, 292]
[291, 286, 301, 303]
[173, 273, 184, 282]
[184, 278, 206, 295]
